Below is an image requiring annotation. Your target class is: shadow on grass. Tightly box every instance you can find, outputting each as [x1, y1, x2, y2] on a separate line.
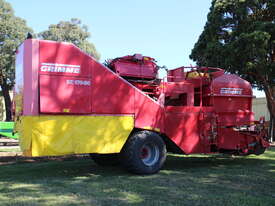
[0, 149, 274, 206]
[164, 154, 273, 170]
[0, 149, 274, 179]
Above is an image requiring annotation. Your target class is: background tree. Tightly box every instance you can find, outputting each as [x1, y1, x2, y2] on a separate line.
[0, 0, 32, 121]
[39, 18, 100, 60]
[190, 0, 275, 138]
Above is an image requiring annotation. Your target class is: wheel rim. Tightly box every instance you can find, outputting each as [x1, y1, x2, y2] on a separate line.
[140, 143, 160, 166]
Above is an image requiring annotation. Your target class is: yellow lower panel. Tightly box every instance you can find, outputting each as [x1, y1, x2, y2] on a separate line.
[18, 115, 134, 157]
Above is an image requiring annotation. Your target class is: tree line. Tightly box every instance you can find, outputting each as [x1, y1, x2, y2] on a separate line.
[0, 0, 99, 121]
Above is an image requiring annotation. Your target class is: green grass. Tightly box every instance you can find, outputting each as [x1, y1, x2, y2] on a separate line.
[0, 148, 274, 206]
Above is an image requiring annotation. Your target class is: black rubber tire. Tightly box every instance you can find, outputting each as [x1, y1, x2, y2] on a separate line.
[91, 154, 120, 166]
[254, 143, 266, 155]
[120, 130, 166, 174]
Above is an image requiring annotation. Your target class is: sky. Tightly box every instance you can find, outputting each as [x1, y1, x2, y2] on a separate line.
[6, 0, 265, 97]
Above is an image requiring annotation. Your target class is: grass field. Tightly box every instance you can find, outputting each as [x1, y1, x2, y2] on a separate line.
[0, 147, 274, 206]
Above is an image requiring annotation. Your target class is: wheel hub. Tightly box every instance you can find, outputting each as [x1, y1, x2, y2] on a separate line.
[140, 143, 160, 166]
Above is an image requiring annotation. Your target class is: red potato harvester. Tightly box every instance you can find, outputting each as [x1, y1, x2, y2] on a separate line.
[14, 39, 270, 174]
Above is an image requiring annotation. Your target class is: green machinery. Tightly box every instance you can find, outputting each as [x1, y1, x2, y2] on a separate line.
[0, 122, 18, 139]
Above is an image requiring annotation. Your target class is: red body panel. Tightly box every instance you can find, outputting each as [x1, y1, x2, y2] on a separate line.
[91, 61, 135, 114]
[15, 39, 269, 156]
[165, 107, 203, 154]
[40, 75, 91, 114]
[134, 91, 164, 132]
[39, 41, 91, 78]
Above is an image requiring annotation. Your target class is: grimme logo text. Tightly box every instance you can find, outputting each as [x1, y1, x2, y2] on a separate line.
[40, 63, 80, 74]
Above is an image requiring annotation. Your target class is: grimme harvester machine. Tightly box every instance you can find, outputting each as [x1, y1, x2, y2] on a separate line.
[14, 39, 269, 174]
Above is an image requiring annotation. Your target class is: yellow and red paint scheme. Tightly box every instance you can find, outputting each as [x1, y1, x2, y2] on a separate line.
[14, 39, 269, 157]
